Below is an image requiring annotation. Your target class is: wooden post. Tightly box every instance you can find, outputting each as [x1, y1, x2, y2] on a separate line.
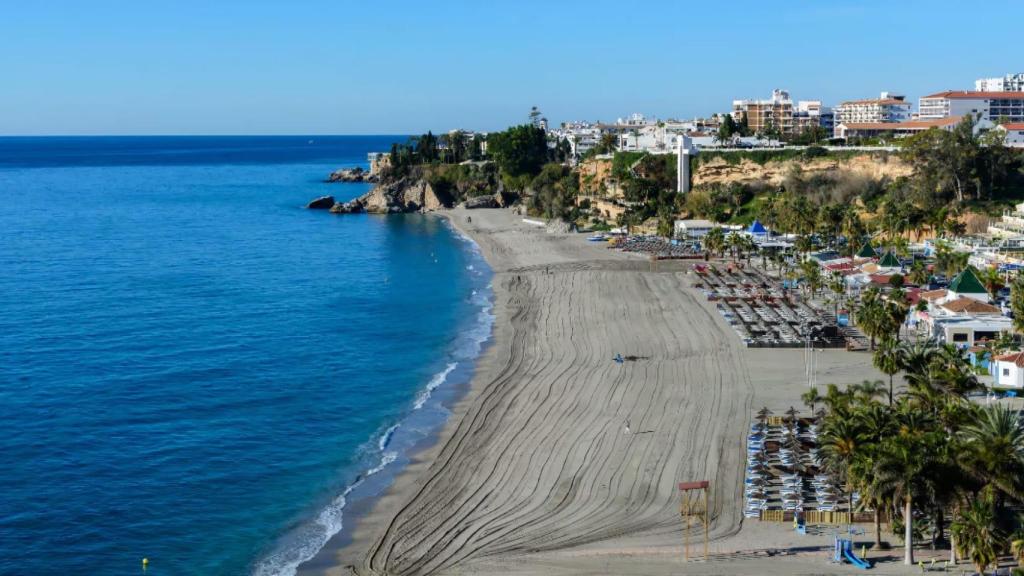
[679, 480, 710, 562]
[703, 486, 709, 560]
[683, 488, 691, 559]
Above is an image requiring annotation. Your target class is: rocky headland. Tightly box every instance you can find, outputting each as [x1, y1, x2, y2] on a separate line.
[311, 164, 513, 215]
[326, 167, 377, 183]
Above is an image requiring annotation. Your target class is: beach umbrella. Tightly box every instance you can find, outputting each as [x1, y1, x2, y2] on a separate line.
[756, 407, 773, 421]
[785, 406, 800, 421]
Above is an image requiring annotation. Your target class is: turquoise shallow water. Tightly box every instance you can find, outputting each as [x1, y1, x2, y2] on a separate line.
[0, 137, 493, 575]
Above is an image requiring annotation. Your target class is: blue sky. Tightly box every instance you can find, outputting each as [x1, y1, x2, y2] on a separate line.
[2, 0, 1022, 135]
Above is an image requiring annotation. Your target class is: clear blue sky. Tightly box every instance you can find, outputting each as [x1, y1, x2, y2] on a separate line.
[2, 0, 1021, 135]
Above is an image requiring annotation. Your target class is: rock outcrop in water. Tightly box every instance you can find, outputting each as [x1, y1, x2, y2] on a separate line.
[313, 163, 514, 215]
[320, 177, 449, 214]
[306, 195, 335, 209]
[327, 167, 377, 183]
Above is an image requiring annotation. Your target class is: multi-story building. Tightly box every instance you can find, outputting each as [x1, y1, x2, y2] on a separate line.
[834, 116, 961, 140]
[975, 73, 1024, 92]
[919, 91, 1024, 123]
[793, 100, 834, 134]
[833, 92, 912, 129]
[732, 89, 794, 135]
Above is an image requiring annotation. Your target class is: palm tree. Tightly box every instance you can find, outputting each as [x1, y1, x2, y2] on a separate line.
[959, 404, 1024, 501]
[874, 411, 937, 566]
[800, 259, 822, 298]
[703, 227, 726, 258]
[883, 298, 908, 342]
[852, 379, 887, 404]
[856, 287, 885, 351]
[976, 266, 1004, 299]
[908, 260, 930, 286]
[1011, 274, 1024, 335]
[951, 497, 1001, 575]
[1011, 530, 1024, 569]
[820, 418, 864, 513]
[828, 274, 846, 316]
[851, 402, 896, 550]
[801, 387, 822, 414]
[874, 338, 902, 406]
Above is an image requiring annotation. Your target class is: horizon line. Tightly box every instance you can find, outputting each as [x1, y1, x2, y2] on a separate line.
[0, 133, 416, 138]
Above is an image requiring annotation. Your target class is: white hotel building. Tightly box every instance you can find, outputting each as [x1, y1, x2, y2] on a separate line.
[976, 73, 1024, 92]
[834, 92, 912, 125]
[919, 91, 1024, 123]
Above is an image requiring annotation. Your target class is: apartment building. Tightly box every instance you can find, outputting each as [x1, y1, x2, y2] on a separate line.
[834, 116, 960, 140]
[793, 100, 834, 134]
[919, 91, 1024, 123]
[732, 89, 794, 135]
[834, 92, 912, 128]
[975, 73, 1024, 92]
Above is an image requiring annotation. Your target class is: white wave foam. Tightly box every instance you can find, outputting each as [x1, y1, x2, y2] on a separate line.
[254, 219, 494, 576]
[252, 445, 400, 576]
[379, 424, 399, 451]
[413, 362, 457, 410]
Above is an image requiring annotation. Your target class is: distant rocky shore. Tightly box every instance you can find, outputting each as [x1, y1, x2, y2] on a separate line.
[309, 167, 511, 215]
[325, 167, 377, 183]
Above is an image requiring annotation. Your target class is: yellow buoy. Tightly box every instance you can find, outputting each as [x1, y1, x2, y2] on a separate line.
[142, 557, 149, 570]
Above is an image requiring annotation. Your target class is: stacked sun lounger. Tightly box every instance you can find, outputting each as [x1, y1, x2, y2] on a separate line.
[744, 424, 769, 518]
[812, 474, 839, 511]
[780, 472, 804, 511]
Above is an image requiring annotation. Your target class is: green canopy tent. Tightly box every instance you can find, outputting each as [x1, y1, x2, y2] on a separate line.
[878, 251, 901, 268]
[855, 241, 877, 259]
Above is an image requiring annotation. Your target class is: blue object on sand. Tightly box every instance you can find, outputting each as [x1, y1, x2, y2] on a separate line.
[834, 538, 871, 569]
[614, 354, 624, 364]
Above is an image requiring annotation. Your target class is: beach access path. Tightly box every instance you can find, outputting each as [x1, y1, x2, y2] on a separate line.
[311, 208, 895, 576]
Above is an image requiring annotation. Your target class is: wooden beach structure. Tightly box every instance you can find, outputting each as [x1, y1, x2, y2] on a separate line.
[678, 480, 710, 560]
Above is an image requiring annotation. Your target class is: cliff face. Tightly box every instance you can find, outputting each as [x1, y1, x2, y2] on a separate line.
[329, 178, 446, 214]
[577, 152, 912, 196]
[691, 154, 911, 187]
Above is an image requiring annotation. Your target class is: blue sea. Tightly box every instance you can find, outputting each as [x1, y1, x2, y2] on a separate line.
[0, 136, 494, 575]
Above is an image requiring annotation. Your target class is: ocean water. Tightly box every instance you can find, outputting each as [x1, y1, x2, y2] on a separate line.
[0, 137, 494, 575]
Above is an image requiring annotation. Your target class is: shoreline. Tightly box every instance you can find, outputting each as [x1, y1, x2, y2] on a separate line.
[262, 211, 495, 576]
[291, 210, 498, 576]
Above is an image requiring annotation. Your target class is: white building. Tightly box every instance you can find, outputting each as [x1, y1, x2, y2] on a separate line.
[834, 92, 912, 129]
[992, 351, 1024, 389]
[976, 73, 1024, 92]
[834, 116, 970, 140]
[919, 90, 1024, 123]
[996, 123, 1024, 148]
[930, 316, 1013, 346]
[674, 219, 718, 239]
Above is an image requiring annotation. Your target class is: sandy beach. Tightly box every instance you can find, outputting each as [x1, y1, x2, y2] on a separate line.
[300, 207, 908, 576]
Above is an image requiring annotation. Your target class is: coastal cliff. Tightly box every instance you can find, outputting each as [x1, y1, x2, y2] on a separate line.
[329, 177, 447, 214]
[313, 162, 512, 214]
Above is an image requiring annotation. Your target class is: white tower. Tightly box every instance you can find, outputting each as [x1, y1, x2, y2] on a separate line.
[677, 135, 692, 194]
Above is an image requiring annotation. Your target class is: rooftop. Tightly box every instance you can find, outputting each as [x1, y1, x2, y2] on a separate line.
[939, 297, 1001, 315]
[995, 351, 1024, 368]
[920, 288, 948, 302]
[948, 267, 988, 295]
[839, 98, 908, 106]
[922, 90, 1024, 100]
